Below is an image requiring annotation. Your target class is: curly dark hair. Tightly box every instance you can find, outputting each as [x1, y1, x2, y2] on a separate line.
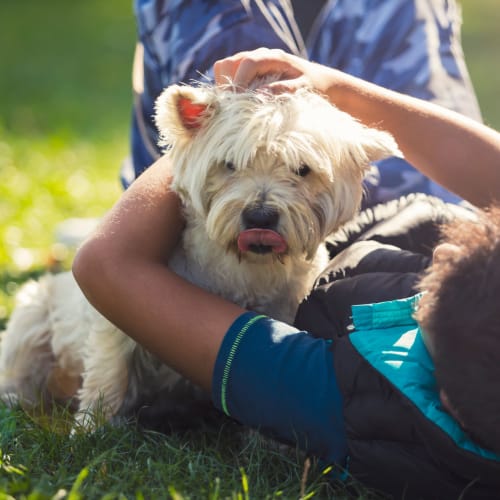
[416, 205, 500, 453]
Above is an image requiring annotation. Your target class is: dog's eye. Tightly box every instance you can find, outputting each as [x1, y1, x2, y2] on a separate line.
[225, 161, 236, 171]
[297, 164, 311, 177]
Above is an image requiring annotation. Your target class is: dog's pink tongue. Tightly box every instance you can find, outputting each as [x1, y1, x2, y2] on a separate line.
[238, 229, 287, 254]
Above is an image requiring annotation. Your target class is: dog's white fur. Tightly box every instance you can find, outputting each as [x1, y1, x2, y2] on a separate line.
[0, 82, 400, 428]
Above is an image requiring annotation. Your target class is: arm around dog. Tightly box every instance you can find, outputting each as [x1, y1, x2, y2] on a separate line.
[73, 156, 349, 464]
[72, 157, 245, 392]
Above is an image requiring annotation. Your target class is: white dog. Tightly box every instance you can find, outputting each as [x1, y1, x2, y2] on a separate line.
[0, 82, 400, 429]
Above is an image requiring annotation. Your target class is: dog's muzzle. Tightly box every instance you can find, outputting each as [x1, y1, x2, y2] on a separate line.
[238, 206, 287, 255]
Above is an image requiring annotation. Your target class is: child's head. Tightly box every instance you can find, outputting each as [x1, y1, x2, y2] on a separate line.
[416, 205, 500, 453]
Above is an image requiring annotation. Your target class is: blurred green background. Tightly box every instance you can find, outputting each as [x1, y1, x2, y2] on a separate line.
[0, 0, 135, 325]
[461, 0, 500, 128]
[0, 0, 499, 327]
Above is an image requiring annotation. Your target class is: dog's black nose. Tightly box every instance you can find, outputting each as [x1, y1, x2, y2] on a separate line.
[242, 206, 279, 230]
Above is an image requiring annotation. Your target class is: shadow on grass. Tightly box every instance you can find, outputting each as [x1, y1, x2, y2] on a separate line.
[0, 401, 367, 499]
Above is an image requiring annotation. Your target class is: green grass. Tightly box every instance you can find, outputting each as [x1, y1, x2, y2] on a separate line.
[1, 0, 499, 498]
[0, 405, 384, 499]
[1, 407, 361, 499]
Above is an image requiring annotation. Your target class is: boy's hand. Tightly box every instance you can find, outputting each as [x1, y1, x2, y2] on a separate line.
[213, 47, 329, 95]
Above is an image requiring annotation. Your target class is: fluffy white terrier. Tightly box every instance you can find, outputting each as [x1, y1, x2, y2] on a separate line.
[0, 82, 400, 429]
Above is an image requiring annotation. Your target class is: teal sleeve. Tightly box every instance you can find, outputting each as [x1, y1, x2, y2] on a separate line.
[212, 312, 348, 466]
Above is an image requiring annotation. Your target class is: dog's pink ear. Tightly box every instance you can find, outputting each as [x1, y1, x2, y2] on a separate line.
[155, 84, 216, 146]
[177, 97, 208, 130]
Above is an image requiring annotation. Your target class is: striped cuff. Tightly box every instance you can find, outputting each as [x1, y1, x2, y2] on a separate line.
[212, 311, 265, 416]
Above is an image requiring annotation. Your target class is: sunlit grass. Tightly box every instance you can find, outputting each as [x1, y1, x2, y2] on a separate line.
[0, 132, 122, 267]
[0, 405, 368, 499]
[0, 129, 123, 327]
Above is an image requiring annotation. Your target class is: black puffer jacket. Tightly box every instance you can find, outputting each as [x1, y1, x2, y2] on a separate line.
[296, 193, 474, 338]
[295, 194, 500, 499]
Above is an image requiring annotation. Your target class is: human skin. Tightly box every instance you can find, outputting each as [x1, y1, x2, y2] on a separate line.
[73, 48, 500, 392]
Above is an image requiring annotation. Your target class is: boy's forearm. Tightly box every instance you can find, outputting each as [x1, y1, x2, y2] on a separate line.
[328, 72, 500, 207]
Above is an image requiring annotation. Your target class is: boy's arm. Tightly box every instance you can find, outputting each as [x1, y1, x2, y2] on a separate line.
[73, 157, 245, 392]
[332, 75, 500, 208]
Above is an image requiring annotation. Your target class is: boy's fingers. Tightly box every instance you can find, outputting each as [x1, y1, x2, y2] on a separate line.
[214, 48, 302, 88]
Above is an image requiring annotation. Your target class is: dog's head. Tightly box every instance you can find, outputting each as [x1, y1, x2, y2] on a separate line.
[155, 83, 401, 261]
